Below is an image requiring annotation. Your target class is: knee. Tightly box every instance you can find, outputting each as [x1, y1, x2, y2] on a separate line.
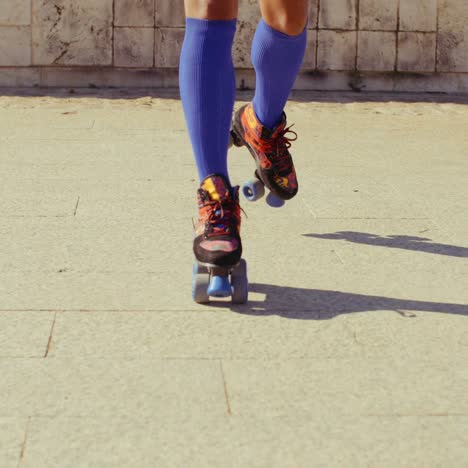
[186, 0, 237, 20]
[265, 14, 308, 36]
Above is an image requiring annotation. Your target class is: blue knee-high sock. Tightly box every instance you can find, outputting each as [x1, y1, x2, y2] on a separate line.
[251, 18, 307, 129]
[179, 18, 237, 183]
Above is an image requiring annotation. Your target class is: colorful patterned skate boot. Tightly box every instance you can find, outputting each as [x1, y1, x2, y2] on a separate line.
[231, 102, 299, 200]
[193, 174, 242, 268]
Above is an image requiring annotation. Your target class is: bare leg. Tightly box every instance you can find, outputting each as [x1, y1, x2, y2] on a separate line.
[258, 0, 309, 35]
[184, 0, 238, 20]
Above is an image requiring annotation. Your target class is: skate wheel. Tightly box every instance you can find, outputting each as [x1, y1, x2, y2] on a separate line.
[192, 262, 210, 303]
[231, 259, 248, 304]
[208, 275, 232, 298]
[266, 192, 285, 208]
[242, 178, 265, 202]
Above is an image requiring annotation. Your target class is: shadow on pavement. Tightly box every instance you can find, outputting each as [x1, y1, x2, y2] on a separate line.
[227, 284, 468, 319]
[303, 232, 468, 258]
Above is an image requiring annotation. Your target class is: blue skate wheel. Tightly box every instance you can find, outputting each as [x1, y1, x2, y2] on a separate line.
[208, 275, 232, 298]
[242, 178, 265, 202]
[266, 192, 285, 208]
[192, 262, 210, 304]
[231, 259, 248, 304]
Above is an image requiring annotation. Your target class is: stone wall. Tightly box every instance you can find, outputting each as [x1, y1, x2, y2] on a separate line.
[1, 0, 468, 92]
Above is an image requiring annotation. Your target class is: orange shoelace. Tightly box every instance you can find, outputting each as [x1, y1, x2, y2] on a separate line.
[199, 197, 242, 237]
[257, 124, 298, 173]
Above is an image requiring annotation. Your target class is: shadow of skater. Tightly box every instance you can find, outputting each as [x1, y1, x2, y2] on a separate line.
[303, 232, 468, 258]
[228, 283, 468, 320]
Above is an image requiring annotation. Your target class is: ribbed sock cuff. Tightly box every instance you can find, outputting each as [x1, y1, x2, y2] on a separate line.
[185, 17, 237, 33]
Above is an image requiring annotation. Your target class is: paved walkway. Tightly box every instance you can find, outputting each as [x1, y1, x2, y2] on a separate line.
[1, 89, 467, 467]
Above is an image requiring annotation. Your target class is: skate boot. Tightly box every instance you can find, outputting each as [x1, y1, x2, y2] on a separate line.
[231, 102, 299, 200]
[193, 174, 242, 268]
[192, 174, 248, 304]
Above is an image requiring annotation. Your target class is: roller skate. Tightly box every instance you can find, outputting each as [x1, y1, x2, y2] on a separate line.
[192, 174, 248, 304]
[230, 102, 299, 207]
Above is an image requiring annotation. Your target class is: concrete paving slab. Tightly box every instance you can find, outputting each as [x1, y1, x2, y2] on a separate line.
[222, 414, 468, 468]
[442, 218, 468, 244]
[62, 210, 335, 274]
[19, 414, 468, 468]
[0, 111, 95, 131]
[0, 417, 27, 468]
[48, 310, 353, 359]
[0, 271, 200, 310]
[0, 358, 224, 417]
[342, 310, 468, 352]
[47, 310, 468, 360]
[0, 219, 71, 273]
[387, 174, 468, 220]
[288, 101, 468, 178]
[0, 90, 467, 466]
[300, 219, 468, 282]
[298, 175, 429, 219]
[21, 414, 235, 468]
[74, 180, 198, 218]
[0, 255, 466, 312]
[223, 357, 468, 416]
[238, 279, 468, 316]
[1, 124, 187, 144]
[0, 312, 55, 357]
[0, 191, 78, 217]
[300, 217, 467, 249]
[0, 216, 190, 274]
[0, 137, 188, 167]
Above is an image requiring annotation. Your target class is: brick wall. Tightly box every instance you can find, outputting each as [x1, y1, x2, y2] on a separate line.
[1, 0, 468, 92]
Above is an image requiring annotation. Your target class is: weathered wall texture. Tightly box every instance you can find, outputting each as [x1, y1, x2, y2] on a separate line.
[1, 0, 468, 92]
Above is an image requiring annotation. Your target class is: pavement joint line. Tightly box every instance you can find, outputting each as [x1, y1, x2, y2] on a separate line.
[4, 356, 209, 362]
[44, 312, 58, 358]
[0, 356, 47, 359]
[73, 196, 80, 216]
[7, 139, 100, 142]
[219, 360, 232, 416]
[0, 356, 463, 362]
[0, 215, 73, 218]
[360, 413, 468, 417]
[17, 416, 31, 468]
[313, 217, 432, 220]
